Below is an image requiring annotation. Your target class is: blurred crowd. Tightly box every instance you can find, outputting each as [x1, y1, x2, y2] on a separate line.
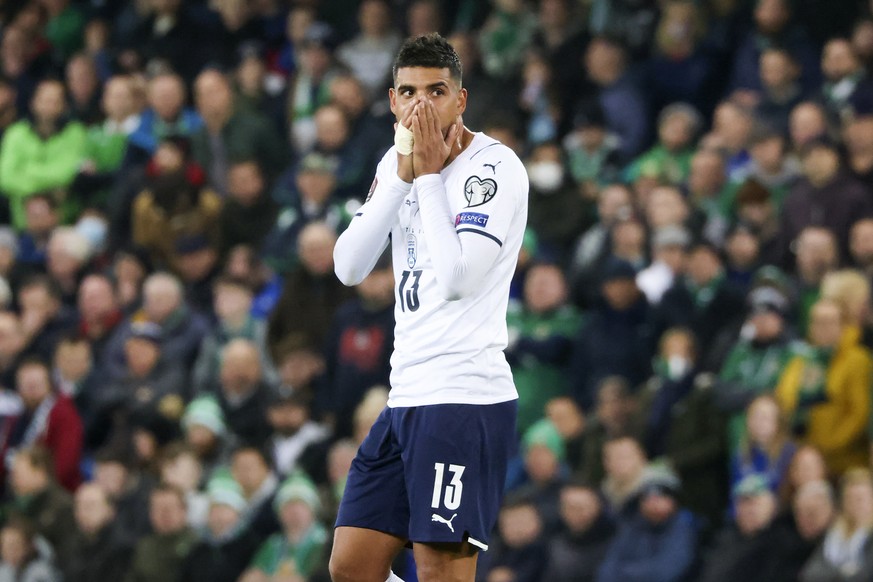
[0, 0, 872, 581]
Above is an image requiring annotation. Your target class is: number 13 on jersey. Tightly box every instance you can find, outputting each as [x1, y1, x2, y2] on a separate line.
[398, 270, 422, 312]
[432, 462, 465, 511]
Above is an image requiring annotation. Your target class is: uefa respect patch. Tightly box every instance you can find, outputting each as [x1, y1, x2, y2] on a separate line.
[455, 212, 489, 227]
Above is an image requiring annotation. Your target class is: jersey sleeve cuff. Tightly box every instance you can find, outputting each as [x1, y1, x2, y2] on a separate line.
[413, 173, 444, 199]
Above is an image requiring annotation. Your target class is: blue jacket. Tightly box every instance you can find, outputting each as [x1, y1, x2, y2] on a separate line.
[597, 509, 698, 582]
[128, 108, 204, 155]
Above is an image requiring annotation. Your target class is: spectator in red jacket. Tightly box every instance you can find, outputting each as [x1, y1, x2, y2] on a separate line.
[7, 357, 83, 491]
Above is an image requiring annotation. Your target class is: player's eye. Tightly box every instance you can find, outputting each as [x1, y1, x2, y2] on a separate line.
[432, 89, 445, 96]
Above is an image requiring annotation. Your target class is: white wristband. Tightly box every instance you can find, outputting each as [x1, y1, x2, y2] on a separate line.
[394, 122, 414, 155]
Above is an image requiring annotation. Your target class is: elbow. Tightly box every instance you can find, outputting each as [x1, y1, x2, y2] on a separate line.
[334, 264, 364, 287]
[438, 281, 474, 302]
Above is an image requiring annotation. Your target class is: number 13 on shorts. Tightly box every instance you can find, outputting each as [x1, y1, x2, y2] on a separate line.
[432, 462, 465, 510]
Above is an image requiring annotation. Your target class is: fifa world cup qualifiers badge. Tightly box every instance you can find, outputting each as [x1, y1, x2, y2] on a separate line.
[407, 233, 417, 268]
[463, 175, 497, 207]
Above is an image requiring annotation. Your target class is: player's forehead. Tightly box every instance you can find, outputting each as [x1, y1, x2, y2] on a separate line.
[394, 66, 458, 90]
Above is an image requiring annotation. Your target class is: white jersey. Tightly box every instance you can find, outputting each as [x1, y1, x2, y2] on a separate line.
[368, 133, 528, 407]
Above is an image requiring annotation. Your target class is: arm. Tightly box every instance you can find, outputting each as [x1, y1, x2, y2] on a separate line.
[820, 351, 872, 451]
[333, 169, 408, 286]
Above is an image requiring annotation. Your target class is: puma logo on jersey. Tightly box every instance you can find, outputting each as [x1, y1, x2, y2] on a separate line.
[483, 161, 501, 174]
[431, 513, 457, 532]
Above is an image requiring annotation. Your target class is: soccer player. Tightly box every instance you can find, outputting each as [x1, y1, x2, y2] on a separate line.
[329, 34, 529, 582]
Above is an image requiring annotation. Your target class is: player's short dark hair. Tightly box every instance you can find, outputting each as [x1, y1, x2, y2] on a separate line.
[392, 33, 462, 85]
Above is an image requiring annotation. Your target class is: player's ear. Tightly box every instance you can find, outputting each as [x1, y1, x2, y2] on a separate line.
[389, 87, 398, 115]
[456, 87, 467, 115]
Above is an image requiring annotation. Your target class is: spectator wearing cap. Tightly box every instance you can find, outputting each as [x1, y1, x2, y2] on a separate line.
[230, 445, 281, 541]
[103, 271, 210, 383]
[191, 69, 287, 198]
[583, 36, 649, 162]
[732, 179, 783, 266]
[179, 471, 261, 582]
[637, 225, 690, 305]
[0, 79, 86, 230]
[215, 338, 275, 445]
[526, 142, 594, 258]
[510, 419, 569, 534]
[541, 478, 615, 582]
[216, 160, 278, 257]
[635, 327, 727, 527]
[126, 484, 197, 582]
[240, 474, 329, 582]
[570, 257, 652, 407]
[506, 264, 581, 434]
[766, 479, 835, 582]
[652, 242, 747, 371]
[698, 474, 780, 582]
[715, 276, 797, 450]
[268, 221, 354, 364]
[60, 482, 132, 582]
[755, 48, 806, 134]
[336, 0, 402, 100]
[192, 276, 277, 395]
[17, 274, 77, 363]
[800, 468, 873, 581]
[174, 232, 222, 314]
[776, 298, 872, 476]
[596, 465, 698, 582]
[626, 103, 701, 187]
[131, 135, 223, 274]
[287, 22, 344, 154]
[562, 100, 621, 190]
[267, 389, 329, 479]
[6, 359, 82, 491]
[262, 152, 350, 274]
[781, 136, 873, 266]
[93, 319, 186, 451]
[322, 253, 395, 437]
[181, 396, 236, 487]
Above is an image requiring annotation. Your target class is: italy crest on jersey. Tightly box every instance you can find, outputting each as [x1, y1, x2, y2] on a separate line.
[407, 233, 417, 268]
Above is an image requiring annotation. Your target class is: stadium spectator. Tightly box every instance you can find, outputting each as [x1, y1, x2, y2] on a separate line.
[125, 484, 197, 582]
[596, 466, 699, 582]
[5, 446, 75, 560]
[506, 263, 580, 434]
[180, 396, 235, 486]
[0, 517, 61, 582]
[215, 339, 275, 445]
[230, 446, 281, 541]
[192, 69, 287, 196]
[266, 390, 329, 479]
[61, 483, 133, 582]
[777, 299, 872, 476]
[767, 480, 835, 582]
[216, 160, 278, 257]
[800, 468, 873, 580]
[179, 473, 260, 582]
[0, 78, 86, 229]
[336, 0, 402, 100]
[322, 253, 394, 437]
[600, 435, 649, 516]
[8, 359, 83, 491]
[484, 496, 548, 582]
[159, 443, 209, 529]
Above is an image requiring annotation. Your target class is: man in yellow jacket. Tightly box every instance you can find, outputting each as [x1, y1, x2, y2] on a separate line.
[776, 298, 872, 476]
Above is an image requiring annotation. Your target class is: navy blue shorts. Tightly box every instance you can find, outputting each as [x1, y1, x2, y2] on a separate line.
[335, 400, 517, 551]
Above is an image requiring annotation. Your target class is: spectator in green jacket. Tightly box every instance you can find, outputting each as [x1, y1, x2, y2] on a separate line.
[506, 262, 582, 434]
[0, 79, 86, 229]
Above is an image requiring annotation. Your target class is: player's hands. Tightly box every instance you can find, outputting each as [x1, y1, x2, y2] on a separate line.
[395, 103, 415, 183]
[412, 99, 460, 177]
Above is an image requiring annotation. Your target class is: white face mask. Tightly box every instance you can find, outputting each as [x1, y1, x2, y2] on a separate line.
[528, 161, 564, 193]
